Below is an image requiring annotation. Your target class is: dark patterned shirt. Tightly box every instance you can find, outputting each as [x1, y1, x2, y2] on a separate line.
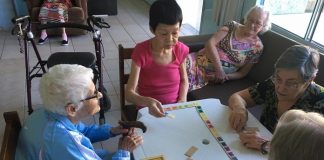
[249, 78, 324, 133]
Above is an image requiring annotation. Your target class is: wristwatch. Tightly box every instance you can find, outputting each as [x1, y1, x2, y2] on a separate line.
[260, 140, 270, 155]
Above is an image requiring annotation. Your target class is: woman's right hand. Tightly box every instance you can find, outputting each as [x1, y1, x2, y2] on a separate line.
[229, 107, 247, 132]
[213, 69, 228, 83]
[145, 97, 164, 117]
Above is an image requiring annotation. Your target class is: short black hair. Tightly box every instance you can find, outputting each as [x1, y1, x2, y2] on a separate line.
[149, 0, 183, 32]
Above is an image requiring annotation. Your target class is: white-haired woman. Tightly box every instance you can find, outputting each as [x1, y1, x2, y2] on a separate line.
[269, 109, 324, 160]
[228, 45, 324, 153]
[186, 5, 271, 90]
[15, 64, 143, 159]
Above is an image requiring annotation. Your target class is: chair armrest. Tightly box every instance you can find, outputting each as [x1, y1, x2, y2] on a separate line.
[78, 0, 88, 20]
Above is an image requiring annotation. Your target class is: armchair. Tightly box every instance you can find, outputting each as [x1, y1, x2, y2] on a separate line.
[26, 0, 88, 35]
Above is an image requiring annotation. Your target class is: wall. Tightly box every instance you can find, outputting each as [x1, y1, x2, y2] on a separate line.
[199, 0, 217, 34]
[200, 0, 258, 34]
[145, 0, 203, 32]
[0, 0, 16, 30]
[145, 0, 155, 5]
[136, 0, 258, 35]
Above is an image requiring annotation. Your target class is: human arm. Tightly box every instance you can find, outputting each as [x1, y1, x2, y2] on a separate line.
[125, 61, 164, 117]
[75, 122, 132, 143]
[228, 88, 256, 132]
[204, 26, 229, 83]
[177, 60, 189, 102]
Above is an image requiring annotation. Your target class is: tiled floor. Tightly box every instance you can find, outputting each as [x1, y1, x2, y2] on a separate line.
[0, 0, 198, 153]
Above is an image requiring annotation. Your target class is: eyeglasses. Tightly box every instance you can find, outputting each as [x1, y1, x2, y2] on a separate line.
[80, 90, 102, 101]
[247, 18, 263, 28]
[270, 76, 304, 90]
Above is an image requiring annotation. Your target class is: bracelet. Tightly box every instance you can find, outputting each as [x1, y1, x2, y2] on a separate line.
[260, 140, 269, 155]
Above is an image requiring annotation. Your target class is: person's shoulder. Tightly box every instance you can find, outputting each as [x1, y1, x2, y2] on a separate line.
[133, 40, 151, 57]
[174, 41, 189, 59]
[175, 41, 189, 50]
[224, 21, 238, 29]
[216, 21, 235, 34]
[135, 39, 150, 49]
[306, 82, 324, 105]
[24, 108, 47, 123]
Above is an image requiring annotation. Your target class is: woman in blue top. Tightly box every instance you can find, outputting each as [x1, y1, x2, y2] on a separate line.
[15, 64, 143, 160]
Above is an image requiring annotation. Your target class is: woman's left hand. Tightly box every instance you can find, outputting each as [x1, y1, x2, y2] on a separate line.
[239, 130, 267, 150]
[110, 126, 129, 135]
[118, 133, 143, 152]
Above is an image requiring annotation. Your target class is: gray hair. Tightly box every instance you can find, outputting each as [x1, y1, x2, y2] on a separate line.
[275, 45, 320, 81]
[244, 5, 272, 34]
[269, 109, 324, 160]
[39, 64, 94, 115]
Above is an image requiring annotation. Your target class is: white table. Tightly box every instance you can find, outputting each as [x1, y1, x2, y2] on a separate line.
[133, 98, 272, 160]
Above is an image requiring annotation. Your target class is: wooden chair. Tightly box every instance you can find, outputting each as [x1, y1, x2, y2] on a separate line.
[118, 44, 138, 121]
[0, 111, 21, 160]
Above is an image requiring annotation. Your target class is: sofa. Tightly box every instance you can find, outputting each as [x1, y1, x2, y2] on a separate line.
[179, 30, 324, 119]
[26, 0, 88, 35]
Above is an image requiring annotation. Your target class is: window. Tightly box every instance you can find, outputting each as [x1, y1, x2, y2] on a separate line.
[262, 0, 324, 49]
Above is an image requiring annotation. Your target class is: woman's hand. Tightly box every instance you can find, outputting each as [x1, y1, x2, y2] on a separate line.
[239, 130, 267, 150]
[229, 107, 247, 132]
[206, 70, 228, 84]
[110, 126, 129, 135]
[214, 69, 228, 83]
[118, 133, 143, 152]
[145, 97, 164, 117]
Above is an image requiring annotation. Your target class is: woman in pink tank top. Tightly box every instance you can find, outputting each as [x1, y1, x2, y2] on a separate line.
[125, 0, 189, 117]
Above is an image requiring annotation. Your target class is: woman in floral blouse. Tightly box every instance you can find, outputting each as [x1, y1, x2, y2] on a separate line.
[186, 5, 271, 91]
[38, 0, 72, 45]
[229, 45, 324, 153]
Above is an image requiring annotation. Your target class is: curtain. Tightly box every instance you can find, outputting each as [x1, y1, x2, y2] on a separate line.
[213, 0, 245, 26]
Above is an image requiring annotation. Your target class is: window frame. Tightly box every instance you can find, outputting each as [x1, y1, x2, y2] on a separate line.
[261, 0, 324, 52]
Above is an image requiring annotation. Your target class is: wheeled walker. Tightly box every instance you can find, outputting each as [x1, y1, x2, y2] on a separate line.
[11, 15, 111, 124]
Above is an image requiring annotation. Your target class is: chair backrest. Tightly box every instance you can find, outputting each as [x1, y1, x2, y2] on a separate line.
[118, 44, 138, 121]
[0, 111, 21, 160]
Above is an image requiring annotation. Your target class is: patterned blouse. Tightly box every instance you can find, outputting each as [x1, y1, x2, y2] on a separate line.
[186, 21, 263, 91]
[217, 21, 263, 66]
[249, 78, 324, 133]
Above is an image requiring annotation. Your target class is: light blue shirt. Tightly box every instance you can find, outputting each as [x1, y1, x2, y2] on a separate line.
[15, 108, 130, 160]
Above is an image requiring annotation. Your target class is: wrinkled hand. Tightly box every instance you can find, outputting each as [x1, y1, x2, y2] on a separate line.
[110, 125, 129, 135]
[214, 69, 228, 83]
[229, 107, 247, 132]
[145, 97, 164, 117]
[118, 133, 143, 152]
[206, 70, 228, 84]
[239, 130, 266, 150]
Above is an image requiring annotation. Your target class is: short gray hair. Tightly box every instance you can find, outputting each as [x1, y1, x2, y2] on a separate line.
[275, 45, 320, 81]
[39, 64, 94, 115]
[269, 109, 324, 160]
[244, 5, 272, 34]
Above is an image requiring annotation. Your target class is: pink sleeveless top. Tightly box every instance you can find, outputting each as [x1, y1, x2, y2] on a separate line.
[132, 40, 189, 106]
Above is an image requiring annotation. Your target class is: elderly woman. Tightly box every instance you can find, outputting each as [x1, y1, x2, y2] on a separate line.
[186, 5, 271, 90]
[38, 0, 71, 46]
[228, 45, 324, 152]
[269, 109, 324, 160]
[15, 64, 143, 159]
